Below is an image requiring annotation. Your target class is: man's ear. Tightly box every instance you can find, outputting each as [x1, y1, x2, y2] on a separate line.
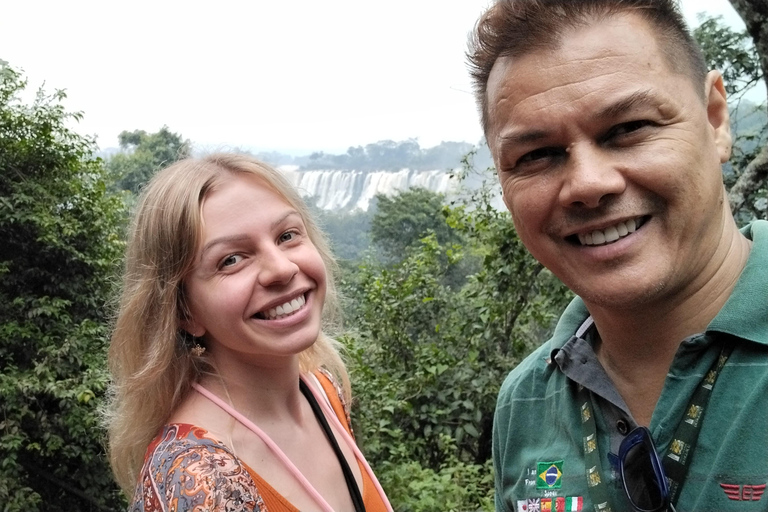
[704, 70, 732, 164]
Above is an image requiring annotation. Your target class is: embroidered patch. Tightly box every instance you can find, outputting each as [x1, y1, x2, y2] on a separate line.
[684, 404, 703, 427]
[667, 438, 690, 464]
[580, 402, 591, 423]
[526, 498, 541, 512]
[703, 369, 717, 389]
[583, 433, 597, 454]
[520, 496, 583, 512]
[537, 461, 563, 489]
[564, 496, 583, 511]
[721, 483, 766, 501]
[587, 465, 601, 487]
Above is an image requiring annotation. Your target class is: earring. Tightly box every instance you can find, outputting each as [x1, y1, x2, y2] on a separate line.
[191, 344, 206, 357]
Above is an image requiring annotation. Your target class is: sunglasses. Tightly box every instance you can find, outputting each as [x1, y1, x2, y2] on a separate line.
[616, 426, 674, 512]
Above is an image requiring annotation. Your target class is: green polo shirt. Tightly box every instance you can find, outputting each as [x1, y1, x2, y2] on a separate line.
[494, 220, 768, 512]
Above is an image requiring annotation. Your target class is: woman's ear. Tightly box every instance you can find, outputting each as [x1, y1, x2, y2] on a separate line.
[180, 318, 205, 338]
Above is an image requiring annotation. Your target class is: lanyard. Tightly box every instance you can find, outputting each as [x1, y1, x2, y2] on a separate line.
[578, 339, 733, 511]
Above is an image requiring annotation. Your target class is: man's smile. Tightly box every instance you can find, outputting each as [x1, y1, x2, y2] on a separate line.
[573, 216, 648, 246]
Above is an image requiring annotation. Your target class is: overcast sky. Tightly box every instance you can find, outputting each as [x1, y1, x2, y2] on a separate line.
[1, 0, 758, 154]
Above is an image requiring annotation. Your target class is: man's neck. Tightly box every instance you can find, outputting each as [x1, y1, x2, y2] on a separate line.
[587, 223, 752, 425]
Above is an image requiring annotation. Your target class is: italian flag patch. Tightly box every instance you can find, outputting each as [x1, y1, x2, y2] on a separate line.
[565, 496, 583, 511]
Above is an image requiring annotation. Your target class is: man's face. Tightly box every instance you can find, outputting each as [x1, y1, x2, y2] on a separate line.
[485, 13, 732, 309]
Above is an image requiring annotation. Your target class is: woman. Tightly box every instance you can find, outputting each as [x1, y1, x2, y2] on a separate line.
[106, 153, 391, 511]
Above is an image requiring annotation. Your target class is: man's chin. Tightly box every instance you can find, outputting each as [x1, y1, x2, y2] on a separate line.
[568, 278, 669, 312]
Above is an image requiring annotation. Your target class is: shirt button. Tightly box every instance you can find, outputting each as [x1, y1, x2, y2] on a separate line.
[617, 419, 629, 435]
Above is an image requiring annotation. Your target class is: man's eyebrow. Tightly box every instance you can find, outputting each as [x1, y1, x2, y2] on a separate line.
[497, 128, 551, 153]
[595, 90, 658, 121]
[199, 210, 302, 260]
[497, 90, 661, 152]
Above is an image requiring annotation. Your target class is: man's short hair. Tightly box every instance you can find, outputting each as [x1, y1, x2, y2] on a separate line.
[467, 0, 709, 135]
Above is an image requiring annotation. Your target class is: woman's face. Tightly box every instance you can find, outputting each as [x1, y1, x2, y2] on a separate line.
[182, 173, 326, 368]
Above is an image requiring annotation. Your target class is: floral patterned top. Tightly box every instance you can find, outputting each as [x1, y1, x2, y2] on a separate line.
[130, 371, 388, 512]
[131, 423, 268, 512]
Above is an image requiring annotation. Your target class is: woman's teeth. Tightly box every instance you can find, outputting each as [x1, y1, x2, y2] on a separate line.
[257, 295, 306, 320]
[578, 217, 643, 246]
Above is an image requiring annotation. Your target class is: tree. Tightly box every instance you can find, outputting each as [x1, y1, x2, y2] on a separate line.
[369, 187, 459, 261]
[107, 126, 190, 193]
[0, 63, 125, 510]
[721, 1, 768, 218]
[693, 13, 766, 220]
[343, 158, 571, 511]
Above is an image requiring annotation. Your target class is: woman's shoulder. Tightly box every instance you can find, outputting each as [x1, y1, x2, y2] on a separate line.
[130, 423, 267, 512]
[312, 368, 353, 435]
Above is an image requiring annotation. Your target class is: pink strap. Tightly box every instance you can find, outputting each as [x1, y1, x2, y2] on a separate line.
[191, 381, 335, 512]
[301, 374, 394, 512]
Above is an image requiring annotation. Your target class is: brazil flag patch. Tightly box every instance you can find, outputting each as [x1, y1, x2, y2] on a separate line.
[536, 460, 563, 489]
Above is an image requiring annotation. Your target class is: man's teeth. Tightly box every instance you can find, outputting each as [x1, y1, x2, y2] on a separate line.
[260, 295, 306, 320]
[578, 218, 641, 246]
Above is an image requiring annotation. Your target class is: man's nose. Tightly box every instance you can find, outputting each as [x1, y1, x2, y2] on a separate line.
[558, 144, 626, 209]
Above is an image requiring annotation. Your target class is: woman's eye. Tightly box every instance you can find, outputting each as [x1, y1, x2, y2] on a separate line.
[279, 231, 297, 243]
[220, 254, 243, 268]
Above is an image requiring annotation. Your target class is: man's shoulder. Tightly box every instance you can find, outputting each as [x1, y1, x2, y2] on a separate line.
[741, 218, 768, 240]
[498, 339, 554, 400]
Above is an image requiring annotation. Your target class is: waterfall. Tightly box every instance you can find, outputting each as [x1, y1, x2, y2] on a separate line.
[279, 167, 460, 211]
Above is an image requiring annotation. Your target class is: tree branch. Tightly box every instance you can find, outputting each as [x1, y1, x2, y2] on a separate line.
[729, 143, 768, 214]
[727, 0, 768, 92]
[727, 0, 768, 215]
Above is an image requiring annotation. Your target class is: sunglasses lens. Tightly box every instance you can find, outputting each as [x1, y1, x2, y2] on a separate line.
[623, 436, 665, 510]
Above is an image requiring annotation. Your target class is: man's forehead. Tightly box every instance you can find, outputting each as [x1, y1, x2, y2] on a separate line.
[490, 12, 658, 71]
[485, 13, 672, 129]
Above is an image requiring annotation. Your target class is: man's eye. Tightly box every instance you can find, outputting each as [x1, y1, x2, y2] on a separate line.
[517, 147, 564, 166]
[606, 120, 651, 139]
[220, 254, 243, 268]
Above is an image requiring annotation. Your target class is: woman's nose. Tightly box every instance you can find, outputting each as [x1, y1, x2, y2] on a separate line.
[257, 249, 299, 287]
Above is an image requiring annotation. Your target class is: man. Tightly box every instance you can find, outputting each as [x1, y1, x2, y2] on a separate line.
[467, 1, 768, 511]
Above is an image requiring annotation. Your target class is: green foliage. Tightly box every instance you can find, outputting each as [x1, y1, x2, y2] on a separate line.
[0, 63, 126, 510]
[369, 187, 460, 262]
[308, 198, 373, 261]
[343, 158, 572, 511]
[694, 15, 763, 99]
[694, 14, 767, 222]
[107, 126, 190, 193]
[373, 436, 494, 512]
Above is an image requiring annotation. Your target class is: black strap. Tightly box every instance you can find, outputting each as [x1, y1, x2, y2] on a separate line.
[300, 379, 366, 512]
[662, 342, 733, 504]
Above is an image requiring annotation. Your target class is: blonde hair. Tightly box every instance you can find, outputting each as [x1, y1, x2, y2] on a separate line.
[105, 153, 349, 495]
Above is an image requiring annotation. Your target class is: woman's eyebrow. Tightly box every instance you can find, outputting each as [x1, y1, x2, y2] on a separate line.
[199, 211, 302, 260]
[200, 234, 250, 261]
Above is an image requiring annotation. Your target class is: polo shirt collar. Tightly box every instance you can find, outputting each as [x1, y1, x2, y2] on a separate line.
[548, 220, 768, 359]
[706, 220, 768, 346]
[548, 297, 590, 358]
